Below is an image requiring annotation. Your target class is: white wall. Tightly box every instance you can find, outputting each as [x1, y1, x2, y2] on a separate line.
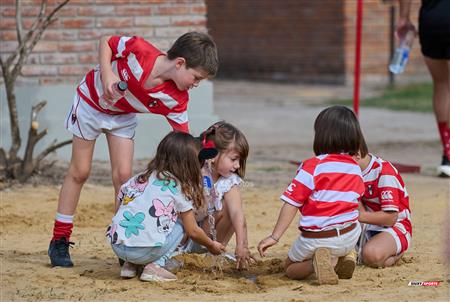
[0, 81, 218, 161]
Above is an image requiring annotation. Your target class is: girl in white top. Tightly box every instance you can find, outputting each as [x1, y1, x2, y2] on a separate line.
[191, 122, 252, 269]
[107, 131, 225, 282]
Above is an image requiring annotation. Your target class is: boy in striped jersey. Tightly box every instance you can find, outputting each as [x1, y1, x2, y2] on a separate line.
[258, 106, 367, 285]
[356, 154, 412, 268]
[48, 32, 218, 268]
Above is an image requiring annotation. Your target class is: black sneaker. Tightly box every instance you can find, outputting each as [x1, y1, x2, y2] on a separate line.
[48, 237, 74, 267]
[438, 155, 450, 178]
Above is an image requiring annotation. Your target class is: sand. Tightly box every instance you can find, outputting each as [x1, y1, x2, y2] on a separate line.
[1, 169, 449, 301]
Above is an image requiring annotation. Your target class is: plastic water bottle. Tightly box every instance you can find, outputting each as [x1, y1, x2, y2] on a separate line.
[389, 29, 415, 74]
[99, 81, 127, 110]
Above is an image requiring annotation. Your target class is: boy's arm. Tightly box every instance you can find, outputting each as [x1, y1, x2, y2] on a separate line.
[358, 202, 398, 227]
[257, 202, 298, 257]
[99, 35, 121, 100]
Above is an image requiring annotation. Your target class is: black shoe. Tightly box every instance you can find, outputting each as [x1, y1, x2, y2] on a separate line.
[438, 155, 450, 178]
[48, 237, 74, 267]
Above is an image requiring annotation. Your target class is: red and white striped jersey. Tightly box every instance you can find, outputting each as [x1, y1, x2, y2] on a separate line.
[281, 154, 364, 231]
[76, 36, 189, 133]
[361, 154, 412, 236]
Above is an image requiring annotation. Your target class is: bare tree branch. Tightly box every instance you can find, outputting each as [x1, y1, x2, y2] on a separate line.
[36, 139, 72, 163]
[15, 0, 23, 43]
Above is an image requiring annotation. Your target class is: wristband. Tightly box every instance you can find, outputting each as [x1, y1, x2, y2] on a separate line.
[269, 234, 279, 242]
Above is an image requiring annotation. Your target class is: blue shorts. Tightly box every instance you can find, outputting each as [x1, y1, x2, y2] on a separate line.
[111, 220, 184, 267]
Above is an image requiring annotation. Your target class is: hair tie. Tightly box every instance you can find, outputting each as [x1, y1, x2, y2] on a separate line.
[198, 133, 218, 161]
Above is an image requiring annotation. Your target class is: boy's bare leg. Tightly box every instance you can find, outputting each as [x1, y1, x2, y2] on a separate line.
[106, 134, 134, 208]
[284, 257, 314, 280]
[362, 232, 399, 268]
[57, 136, 96, 215]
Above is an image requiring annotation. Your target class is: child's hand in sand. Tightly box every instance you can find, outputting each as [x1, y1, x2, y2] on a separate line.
[235, 245, 255, 270]
[257, 235, 278, 257]
[208, 240, 226, 255]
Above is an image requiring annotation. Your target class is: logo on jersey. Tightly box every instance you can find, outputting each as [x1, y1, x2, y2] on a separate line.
[367, 184, 373, 195]
[381, 190, 393, 201]
[287, 183, 296, 194]
[121, 69, 130, 81]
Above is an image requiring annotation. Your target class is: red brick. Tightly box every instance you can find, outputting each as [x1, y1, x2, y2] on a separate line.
[79, 53, 97, 64]
[40, 76, 78, 85]
[191, 4, 207, 14]
[78, 6, 115, 16]
[59, 41, 95, 52]
[117, 6, 152, 16]
[59, 65, 91, 76]
[134, 16, 170, 27]
[96, 17, 133, 28]
[22, 65, 58, 76]
[171, 16, 206, 26]
[43, 30, 78, 41]
[34, 41, 59, 52]
[0, 17, 16, 30]
[156, 6, 190, 15]
[78, 29, 117, 40]
[41, 53, 78, 64]
[1, 30, 17, 41]
[61, 18, 94, 29]
[0, 41, 18, 52]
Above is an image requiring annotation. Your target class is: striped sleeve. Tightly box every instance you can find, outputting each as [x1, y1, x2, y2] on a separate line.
[280, 159, 317, 207]
[108, 36, 133, 59]
[377, 163, 403, 212]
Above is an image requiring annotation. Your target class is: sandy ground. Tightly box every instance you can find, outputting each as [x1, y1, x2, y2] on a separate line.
[1, 80, 450, 301]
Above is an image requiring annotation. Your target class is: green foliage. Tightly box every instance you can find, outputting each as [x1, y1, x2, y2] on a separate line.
[330, 83, 433, 112]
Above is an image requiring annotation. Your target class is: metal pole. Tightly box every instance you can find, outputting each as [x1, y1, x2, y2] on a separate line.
[353, 0, 363, 117]
[389, 5, 396, 86]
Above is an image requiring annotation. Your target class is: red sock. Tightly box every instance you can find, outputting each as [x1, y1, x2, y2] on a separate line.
[437, 122, 450, 158]
[52, 220, 73, 241]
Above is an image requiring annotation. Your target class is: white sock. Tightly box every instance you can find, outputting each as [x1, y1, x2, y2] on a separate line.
[55, 212, 74, 223]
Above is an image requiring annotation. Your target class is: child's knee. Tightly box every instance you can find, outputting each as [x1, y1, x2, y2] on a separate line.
[112, 168, 131, 185]
[362, 245, 386, 268]
[67, 165, 90, 184]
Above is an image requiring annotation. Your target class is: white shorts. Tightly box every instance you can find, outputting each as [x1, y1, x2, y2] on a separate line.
[288, 222, 361, 262]
[364, 224, 411, 255]
[65, 93, 137, 140]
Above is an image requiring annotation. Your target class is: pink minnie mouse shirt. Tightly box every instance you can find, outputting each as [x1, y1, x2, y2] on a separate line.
[108, 171, 193, 247]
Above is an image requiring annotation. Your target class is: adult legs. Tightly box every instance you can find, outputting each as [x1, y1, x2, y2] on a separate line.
[424, 57, 450, 176]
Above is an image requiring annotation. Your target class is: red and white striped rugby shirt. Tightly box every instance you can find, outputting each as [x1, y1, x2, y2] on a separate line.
[76, 36, 189, 133]
[361, 154, 412, 237]
[281, 154, 364, 231]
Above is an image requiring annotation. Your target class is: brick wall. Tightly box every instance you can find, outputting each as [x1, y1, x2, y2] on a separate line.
[0, 0, 207, 85]
[206, 0, 346, 84]
[206, 0, 428, 84]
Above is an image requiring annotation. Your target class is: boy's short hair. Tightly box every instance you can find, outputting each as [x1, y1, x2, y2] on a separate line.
[313, 105, 368, 157]
[167, 32, 218, 77]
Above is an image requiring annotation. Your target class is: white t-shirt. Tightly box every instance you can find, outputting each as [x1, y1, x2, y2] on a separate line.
[212, 173, 242, 211]
[107, 171, 193, 247]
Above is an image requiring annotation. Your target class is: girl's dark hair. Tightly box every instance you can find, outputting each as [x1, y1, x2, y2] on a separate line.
[200, 121, 249, 178]
[313, 105, 368, 157]
[138, 131, 204, 208]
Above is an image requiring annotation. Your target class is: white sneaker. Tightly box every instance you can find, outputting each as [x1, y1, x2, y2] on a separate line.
[120, 261, 137, 278]
[438, 155, 450, 178]
[140, 263, 177, 282]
